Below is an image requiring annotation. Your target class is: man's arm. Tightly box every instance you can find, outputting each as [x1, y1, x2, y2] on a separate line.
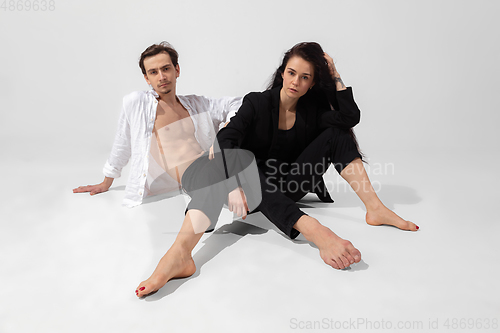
[207, 96, 243, 130]
[73, 95, 133, 195]
[73, 177, 114, 195]
[206, 96, 242, 159]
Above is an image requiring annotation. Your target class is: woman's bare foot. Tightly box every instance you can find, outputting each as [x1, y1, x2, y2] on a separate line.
[295, 216, 361, 269]
[366, 204, 419, 231]
[135, 247, 196, 298]
[316, 228, 362, 269]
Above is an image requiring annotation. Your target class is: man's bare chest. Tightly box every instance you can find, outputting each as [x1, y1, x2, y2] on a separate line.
[153, 102, 196, 139]
[154, 101, 189, 126]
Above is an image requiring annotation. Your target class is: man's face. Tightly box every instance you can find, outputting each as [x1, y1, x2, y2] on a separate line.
[143, 52, 180, 96]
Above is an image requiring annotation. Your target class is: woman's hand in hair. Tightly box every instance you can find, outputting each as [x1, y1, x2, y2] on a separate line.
[324, 52, 346, 91]
[324, 52, 338, 77]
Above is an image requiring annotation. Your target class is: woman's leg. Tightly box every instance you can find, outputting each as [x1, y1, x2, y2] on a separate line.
[285, 127, 417, 231]
[257, 161, 362, 270]
[293, 215, 361, 270]
[282, 127, 361, 202]
[276, 127, 416, 269]
[340, 158, 419, 231]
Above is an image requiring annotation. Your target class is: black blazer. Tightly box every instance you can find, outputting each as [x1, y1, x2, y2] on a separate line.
[217, 85, 361, 164]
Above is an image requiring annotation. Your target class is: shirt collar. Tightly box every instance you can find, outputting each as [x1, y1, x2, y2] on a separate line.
[149, 89, 159, 99]
[148, 89, 193, 115]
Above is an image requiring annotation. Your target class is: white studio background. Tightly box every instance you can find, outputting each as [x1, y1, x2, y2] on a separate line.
[1, 0, 499, 163]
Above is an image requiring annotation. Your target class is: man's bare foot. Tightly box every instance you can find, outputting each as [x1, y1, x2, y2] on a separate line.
[295, 216, 361, 269]
[135, 247, 196, 298]
[366, 204, 419, 231]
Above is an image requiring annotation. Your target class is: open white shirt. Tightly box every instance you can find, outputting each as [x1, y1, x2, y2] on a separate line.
[103, 89, 242, 207]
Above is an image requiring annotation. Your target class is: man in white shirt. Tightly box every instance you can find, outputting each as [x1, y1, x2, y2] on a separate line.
[73, 42, 242, 207]
[73, 42, 255, 298]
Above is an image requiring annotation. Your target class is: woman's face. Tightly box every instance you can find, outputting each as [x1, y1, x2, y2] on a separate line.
[281, 56, 315, 99]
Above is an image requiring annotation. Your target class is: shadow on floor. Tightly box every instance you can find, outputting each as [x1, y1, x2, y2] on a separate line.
[342, 260, 369, 272]
[298, 184, 421, 211]
[144, 211, 371, 301]
[133, 182, 420, 213]
[108, 185, 126, 192]
[140, 182, 415, 300]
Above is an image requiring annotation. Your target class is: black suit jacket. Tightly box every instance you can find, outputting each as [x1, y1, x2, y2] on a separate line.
[217, 86, 361, 164]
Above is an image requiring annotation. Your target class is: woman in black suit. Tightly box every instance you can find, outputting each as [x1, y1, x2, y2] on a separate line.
[217, 42, 418, 270]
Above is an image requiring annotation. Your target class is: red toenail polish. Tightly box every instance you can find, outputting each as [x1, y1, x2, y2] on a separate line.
[139, 287, 145, 291]
[416, 225, 419, 230]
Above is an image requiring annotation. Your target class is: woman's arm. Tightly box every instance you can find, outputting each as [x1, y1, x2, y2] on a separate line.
[216, 93, 260, 218]
[324, 52, 347, 92]
[319, 53, 360, 129]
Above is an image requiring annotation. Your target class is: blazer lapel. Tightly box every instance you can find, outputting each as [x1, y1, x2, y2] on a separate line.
[269, 87, 281, 155]
[296, 97, 309, 152]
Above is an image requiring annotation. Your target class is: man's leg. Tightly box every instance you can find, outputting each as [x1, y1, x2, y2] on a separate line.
[136, 210, 208, 297]
[136, 155, 225, 297]
[340, 158, 419, 231]
[136, 151, 258, 297]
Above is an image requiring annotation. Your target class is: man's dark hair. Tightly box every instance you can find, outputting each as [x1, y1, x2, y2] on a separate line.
[139, 42, 179, 75]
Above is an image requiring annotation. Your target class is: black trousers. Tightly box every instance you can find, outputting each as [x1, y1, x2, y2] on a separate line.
[181, 150, 261, 231]
[255, 127, 362, 239]
[182, 127, 360, 239]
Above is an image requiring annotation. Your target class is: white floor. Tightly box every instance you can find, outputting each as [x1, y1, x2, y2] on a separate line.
[1, 148, 499, 333]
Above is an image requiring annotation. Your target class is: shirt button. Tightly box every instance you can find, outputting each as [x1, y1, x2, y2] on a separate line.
[143, 173, 146, 177]
[139, 191, 143, 195]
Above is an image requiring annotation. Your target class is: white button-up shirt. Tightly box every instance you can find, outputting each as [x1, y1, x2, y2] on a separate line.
[103, 89, 242, 207]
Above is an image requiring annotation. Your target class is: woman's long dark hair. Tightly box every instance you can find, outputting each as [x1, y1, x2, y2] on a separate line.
[267, 42, 364, 160]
